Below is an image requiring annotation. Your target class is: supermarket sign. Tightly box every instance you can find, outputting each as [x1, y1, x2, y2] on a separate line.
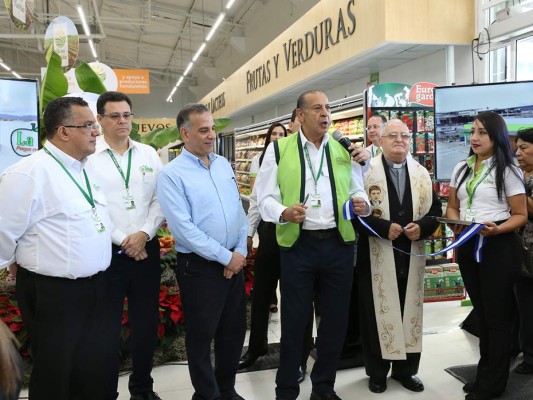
[245, 0, 357, 94]
[368, 82, 437, 108]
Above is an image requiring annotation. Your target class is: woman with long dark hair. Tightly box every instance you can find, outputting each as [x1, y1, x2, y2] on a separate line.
[446, 111, 527, 400]
[513, 127, 533, 375]
[240, 122, 287, 369]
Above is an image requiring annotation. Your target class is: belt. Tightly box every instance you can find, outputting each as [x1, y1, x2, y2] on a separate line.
[177, 249, 235, 264]
[301, 228, 338, 240]
[20, 267, 104, 281]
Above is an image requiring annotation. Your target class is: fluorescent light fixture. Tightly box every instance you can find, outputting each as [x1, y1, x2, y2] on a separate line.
[176, 76, 184, 87]
[77, 5, 91, 36]
[183, 62, 193, 76]
[170, 87, 177, 96]
[192, 43, 206, 62]
[226, 0, 236, 9]
[206, 13, 225, 41]
[88, 39, 98, 59]
[0, 62, 11, 71]
[12, 71, 22, 79]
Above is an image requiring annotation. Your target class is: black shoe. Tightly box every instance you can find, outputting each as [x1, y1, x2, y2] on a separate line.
[465, 392, 499, 400]
[298, 365, 307, 384]
[514, 361, 533, 374]
[310, 389, 342, 400]
[368, 377, 387, 393]
[130, 392, 162, 400]
[391, 374, 424, 392]
[238, 350, 266, 369]
[463, 381, 477, 393]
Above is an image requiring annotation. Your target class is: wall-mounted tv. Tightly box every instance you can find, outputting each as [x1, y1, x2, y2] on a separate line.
[434, 81, 533, 181]
[0, 78, 40, 174]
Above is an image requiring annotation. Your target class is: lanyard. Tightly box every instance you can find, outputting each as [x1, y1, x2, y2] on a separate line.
[43, 147, 95, 208]
[371, 146, 380, 158]
[303, 144, 326, 194]
[466, 162, 495, 209]
[107, 148, 132, 191]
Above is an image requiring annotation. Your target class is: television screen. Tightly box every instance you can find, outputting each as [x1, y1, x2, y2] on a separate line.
[0, 78, 40, 174]
[434, 81, 533, 181]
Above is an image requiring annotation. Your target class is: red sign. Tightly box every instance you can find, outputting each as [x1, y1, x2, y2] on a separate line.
[408, 82, 437, 107]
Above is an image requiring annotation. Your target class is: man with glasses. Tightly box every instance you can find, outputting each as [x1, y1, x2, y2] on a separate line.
[0, 97, 113, 400]
[365, 114, 387, 159]
[88, 91, 164, 400]
[352, 119, 441, 394]
[256, 90, 370, 400]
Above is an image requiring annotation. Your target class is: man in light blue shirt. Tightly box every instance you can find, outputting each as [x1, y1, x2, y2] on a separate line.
[157, 103, 248, 400]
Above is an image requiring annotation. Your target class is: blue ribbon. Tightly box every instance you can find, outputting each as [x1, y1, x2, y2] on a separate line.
[342, 200, 486, 260]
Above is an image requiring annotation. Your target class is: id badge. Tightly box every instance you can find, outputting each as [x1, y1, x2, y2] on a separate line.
[92, 208, 106, 233]
[310, 193, 322, 208]
[123, 193, 136, 210]
[465, 209, 476, 222]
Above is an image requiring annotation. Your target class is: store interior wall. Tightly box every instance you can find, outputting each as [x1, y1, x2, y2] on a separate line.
[228, 45, 473, 130]
[128, 86, 196, 119]
[190, 0, 320, 100]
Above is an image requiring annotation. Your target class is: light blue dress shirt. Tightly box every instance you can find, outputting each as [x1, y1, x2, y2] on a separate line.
[156, 148, 248, 266]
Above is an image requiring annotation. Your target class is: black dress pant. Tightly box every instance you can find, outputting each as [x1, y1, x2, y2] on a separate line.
[247, 221, 313, 366]
[457, 232, 521, 397]
[276, 231, 353, 400]
[516, 275, 533, 365]
[16, 267, 113, 400]
[357, 273, 420, 378]
[176, 252, 246, 400]
[106, 237, 161, 397]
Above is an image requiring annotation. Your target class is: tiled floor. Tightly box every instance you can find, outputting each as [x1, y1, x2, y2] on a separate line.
[112, 300, 479, 400]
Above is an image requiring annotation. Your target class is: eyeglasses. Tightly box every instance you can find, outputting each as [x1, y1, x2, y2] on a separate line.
[101, 112, 134, 121]
[382, 132, 412, 140]
[62, 122, 99, 132]
[366, 124, 382, 130]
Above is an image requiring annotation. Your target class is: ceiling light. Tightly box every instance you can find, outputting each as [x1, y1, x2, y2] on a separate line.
[88, 39, 98, 59]
[0, 62, 11, 71]
[226, 0, 236, 9]
[206, 13, 225, 41]
[12, 71, 22, 79]
[183, 62, 193, 76]
[176, 76, 184, 87]
[77, 5, 91, 36]
[192, 43, 206, 62]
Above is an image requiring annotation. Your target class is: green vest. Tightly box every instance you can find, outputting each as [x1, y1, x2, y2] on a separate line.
[274, 133, 356, 248]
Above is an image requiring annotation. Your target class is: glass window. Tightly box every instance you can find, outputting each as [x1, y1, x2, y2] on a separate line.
[489, 46, 510, 82]
[517, 36, 533, 80]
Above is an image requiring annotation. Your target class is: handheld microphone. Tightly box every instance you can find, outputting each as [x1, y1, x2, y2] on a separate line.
[332, 130, 365, 166]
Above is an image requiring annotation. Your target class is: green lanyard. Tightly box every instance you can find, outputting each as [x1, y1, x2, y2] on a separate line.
[371, 146, 381, 158]
[303, 144, 326, 194]
[43, 147, 95, 208]
[466, 162, 495, 209]
[107, 149, 132, 191]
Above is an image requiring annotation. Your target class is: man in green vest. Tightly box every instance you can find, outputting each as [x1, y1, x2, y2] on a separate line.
[256, 90, 369, 400]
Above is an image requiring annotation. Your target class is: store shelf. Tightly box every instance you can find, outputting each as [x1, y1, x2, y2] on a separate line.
[238, 183, 250, 187]
[235, 145, 263, 150]
[236, 159, 252, 162]
[236, 170, 250, 174]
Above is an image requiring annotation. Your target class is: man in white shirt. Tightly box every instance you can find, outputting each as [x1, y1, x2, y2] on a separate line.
[256, 90, 370, 400]
[88, 91, 164, 400]
[0, 97, 113, 400]
[365, 114, 387, 159]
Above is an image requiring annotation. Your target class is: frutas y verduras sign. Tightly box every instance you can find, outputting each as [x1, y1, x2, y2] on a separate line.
[245, 0, 357, 94]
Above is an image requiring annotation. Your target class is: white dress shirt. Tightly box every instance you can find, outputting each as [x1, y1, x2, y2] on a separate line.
[0, 141, 112, 278]
[256, 131, 369, 230]
[87, 136, 164, 246]
[247, 183, 262, 237]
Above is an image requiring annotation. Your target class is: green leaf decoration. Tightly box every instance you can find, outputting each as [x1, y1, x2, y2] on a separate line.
[75, 62, 107, 94]
[139, 125, 181, 150]
[215, 117, 231, 133]
[40, 51, 68, 117]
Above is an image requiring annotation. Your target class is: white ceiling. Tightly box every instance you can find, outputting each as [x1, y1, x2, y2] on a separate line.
[0, 0, 453, 114]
